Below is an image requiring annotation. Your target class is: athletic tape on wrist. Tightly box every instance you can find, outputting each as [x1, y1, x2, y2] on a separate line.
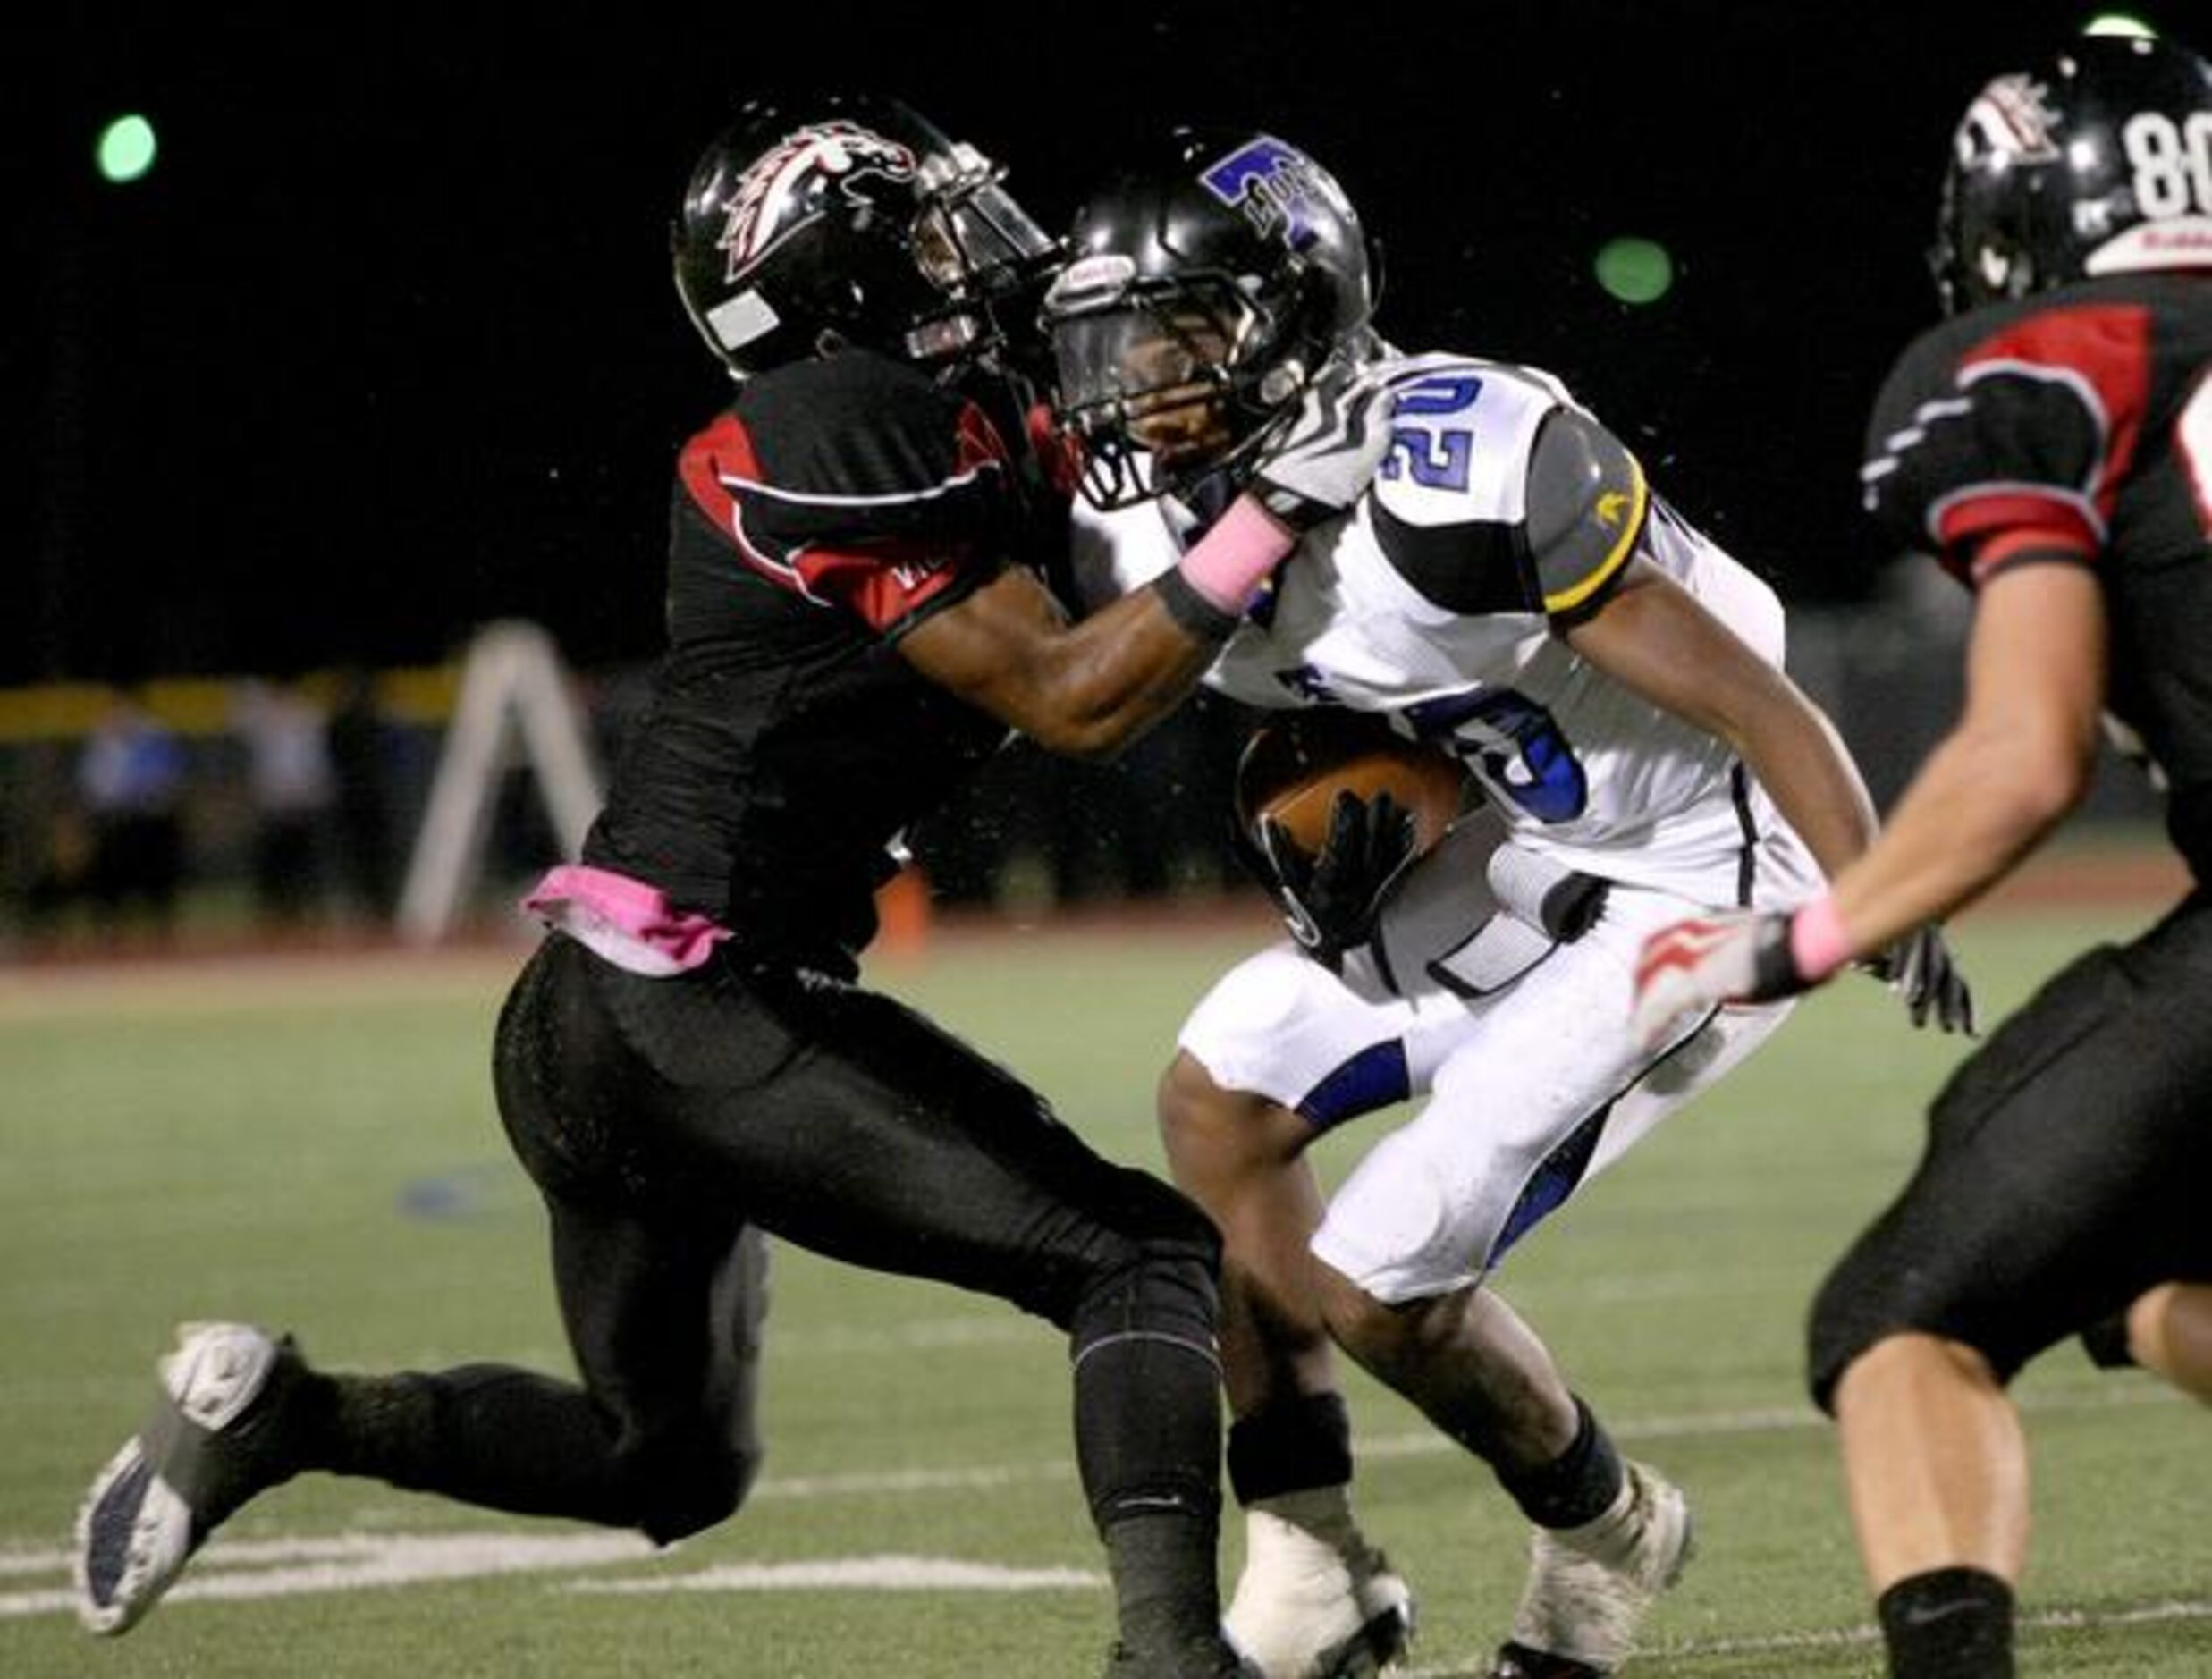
[1176, 495, 1295, 612]
[1789, 894, 1853, 982]
[1150, 567, 1240, 644]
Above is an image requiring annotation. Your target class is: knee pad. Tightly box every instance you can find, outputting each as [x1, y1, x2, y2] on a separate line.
[1803, 1236, 1998, 1415]
[628, 1432, 763, 1545]
[1806, 1243, 1891, 1414]
[1027, 1163, 1220, 1337]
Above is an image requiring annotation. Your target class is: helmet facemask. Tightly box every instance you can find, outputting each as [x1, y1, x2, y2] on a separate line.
[1044, 255, 1319, 509]
[902, 142, 1060, 366]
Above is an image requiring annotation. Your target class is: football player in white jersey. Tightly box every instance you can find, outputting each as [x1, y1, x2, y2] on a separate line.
[1042, 131, 1972, 1679]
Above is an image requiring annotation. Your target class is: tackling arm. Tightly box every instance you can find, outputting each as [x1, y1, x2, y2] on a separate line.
[903, 360, 1404, 758]
[1820, 557, 2106, 954]
[898, 563, 1224, 759]
[1626, 550, 2097, 1047]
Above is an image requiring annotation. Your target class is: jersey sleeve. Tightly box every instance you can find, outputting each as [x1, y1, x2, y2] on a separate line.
[677, 354, 1018, 638]
[1521, 406, 1648, 625]
[1366, 366, 1649, 626]
[1859, 301, 2151, 587]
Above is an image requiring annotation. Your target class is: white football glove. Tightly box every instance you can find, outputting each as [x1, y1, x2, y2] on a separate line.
[1630, 910, 1804, 1050]
[1632, 910, 1977, 1050]
[1246, 362, 1398, 532]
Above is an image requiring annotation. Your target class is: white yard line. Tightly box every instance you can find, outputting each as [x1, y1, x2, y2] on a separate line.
[1, 1382, 2189, 1624]
[1397, 1597, 2212, 1674]
[576, 1557, 1104, 1594]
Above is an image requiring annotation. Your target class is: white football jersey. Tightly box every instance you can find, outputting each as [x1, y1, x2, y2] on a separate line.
[1072, 350, 1820, 908]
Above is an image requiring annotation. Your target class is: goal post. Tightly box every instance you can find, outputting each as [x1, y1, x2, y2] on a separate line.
[395, 620, 604, 944]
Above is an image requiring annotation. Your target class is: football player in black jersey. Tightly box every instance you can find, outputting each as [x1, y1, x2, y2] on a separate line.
[72, 96, 1397, 1678]
[1631, 32, 2212, 1679]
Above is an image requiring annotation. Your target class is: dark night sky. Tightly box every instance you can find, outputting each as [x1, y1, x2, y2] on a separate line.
[11, 0, 2148, 686]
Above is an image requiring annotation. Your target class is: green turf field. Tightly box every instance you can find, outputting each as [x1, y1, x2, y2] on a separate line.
[2, 898, 2205, 1676]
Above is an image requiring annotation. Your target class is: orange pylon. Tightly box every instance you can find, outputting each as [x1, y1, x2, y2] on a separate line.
[874, 865, 933, 956]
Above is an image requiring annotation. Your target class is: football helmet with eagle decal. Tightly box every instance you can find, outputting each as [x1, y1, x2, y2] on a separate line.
[1931, 31, 2212, 314]
[673, 94, 1059, 377]
[1040, 129, 1379, 508]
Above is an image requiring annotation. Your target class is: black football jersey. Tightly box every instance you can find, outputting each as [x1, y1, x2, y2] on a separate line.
[581, 349, 1063, 973]
[1862, 274, 2212, 874]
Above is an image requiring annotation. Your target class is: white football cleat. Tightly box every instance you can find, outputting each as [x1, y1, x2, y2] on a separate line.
[1225, 1505, 1415, 1678]
[1490, 1459, 1693, 1677]
[75, 1322, 309, 1635]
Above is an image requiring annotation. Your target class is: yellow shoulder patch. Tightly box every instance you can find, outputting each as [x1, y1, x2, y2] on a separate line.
[1543, 452, 1647, 614]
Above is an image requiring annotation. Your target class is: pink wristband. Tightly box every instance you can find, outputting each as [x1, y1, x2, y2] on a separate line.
[1788, 894, 1853, 982]
[1176, 495, 1296, 612]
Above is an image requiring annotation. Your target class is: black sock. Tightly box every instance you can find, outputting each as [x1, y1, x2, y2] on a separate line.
[1226, 1391, 1355, 1506]
[1493, 1394, 1624, 1530]
[1071, 1320, 1224, 1654]
[1103, 1508, 1221, 1657]
[1878, 1566, 2014, 1678]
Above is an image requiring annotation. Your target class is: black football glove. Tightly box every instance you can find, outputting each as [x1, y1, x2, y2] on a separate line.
[1250, 789, 1421, 969]
[1245, 362, 1398, 534]
[1861, 924, 1976, 1034]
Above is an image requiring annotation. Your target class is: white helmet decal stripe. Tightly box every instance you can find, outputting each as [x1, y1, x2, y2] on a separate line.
[1959, 74, 2062, 165]
[718, 122, 918, 281]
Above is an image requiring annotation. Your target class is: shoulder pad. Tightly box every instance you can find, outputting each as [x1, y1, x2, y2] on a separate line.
[1524, 406, 1645, 621]
[1862, 299, 2132, 585]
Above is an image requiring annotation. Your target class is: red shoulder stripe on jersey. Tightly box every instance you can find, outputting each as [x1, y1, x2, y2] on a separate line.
[1971, 522, 2098, 586]
[677, 414, 807, 590]
[798, 395, 1006, 632]
[1959, 302, 2150, 531]
[794, 543, 979, 635]
[1936, 490, 2100, 585]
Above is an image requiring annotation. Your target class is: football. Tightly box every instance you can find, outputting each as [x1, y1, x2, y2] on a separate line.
[1235, 709, 1469, 863]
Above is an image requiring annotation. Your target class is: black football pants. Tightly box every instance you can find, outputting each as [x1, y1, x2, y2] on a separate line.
[1809, 890, 2212, 1408]
[314, 932, 1223, 1546]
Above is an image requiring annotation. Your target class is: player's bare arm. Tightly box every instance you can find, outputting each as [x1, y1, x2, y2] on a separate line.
[1823, 554, 2107, 952]
[905, 357, 1396, 758]
[1562, 559, 1879, 877]
[898, 561, 1224, 759]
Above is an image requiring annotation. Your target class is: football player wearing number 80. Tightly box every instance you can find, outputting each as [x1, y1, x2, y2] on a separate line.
[1044, 131, 1971, 1678]
[1632, 31, 2212, 1679]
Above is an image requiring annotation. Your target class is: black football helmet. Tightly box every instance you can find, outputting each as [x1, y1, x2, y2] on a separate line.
[1041, 130, 1377, 507]
[672, 94, 1060, 377]
[1932, 32, 2212, 314]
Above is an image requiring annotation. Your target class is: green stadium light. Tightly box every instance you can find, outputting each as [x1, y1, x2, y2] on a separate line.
[2081, 13, 2157, 38]
[1594, 236, 1674, 306]
[96, 114, 159, 184]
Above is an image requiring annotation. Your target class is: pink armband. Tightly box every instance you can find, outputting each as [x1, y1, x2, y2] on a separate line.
[1788, 894, 1853, 983]
[1176, 495, 1296, 612]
